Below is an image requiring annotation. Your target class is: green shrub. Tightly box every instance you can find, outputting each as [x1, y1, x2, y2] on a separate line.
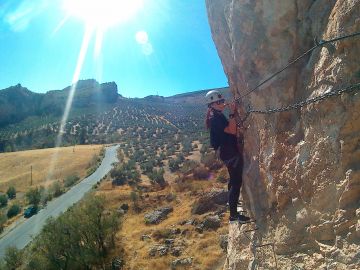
[51, 181, 64, 197]
[64, 175, 80, 187]
[7, 204, 21, 218]
[26, 187, 42, 206]
[6, 186, 16, 199]
[0, 194, 8, 207]
[32, 195, 121, 269]
[148, 168, 166, 187]
[0, 214, 7, 233]
[4, 246, 23, 269]
[180, 160, 199, 175]
[168, 158, 181, 172]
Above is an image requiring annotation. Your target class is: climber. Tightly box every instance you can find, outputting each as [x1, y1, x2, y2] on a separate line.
[205, 90, 250, 223]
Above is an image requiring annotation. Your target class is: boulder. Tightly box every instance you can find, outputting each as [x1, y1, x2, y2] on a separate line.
[191, 188, 228, 215]
[149, 245, 169, 257]
[140, 234, 151, 241]
[171, 257, 193, 269]
[120, 203, 129, 211]
[144, 206, 173, 224]
[202, 215, 221, 230]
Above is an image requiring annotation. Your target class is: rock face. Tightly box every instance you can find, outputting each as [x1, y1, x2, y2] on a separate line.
[206, 0, 360, 269]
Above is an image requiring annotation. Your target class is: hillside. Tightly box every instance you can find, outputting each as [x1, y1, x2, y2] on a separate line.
[0, 81, 229, 152]
[0, 80, 118, 128]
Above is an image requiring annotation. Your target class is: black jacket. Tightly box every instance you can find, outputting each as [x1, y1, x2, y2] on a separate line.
[210, 110, 239, 161]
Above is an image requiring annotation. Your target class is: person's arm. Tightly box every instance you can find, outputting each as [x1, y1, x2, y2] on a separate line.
[224, 117, 237, 135]
[224, 102, 237, 135]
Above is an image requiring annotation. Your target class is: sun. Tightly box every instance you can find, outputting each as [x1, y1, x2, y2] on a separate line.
[63, 0, 144, 29]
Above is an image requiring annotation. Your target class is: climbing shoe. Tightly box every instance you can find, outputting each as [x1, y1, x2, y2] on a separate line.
[229, 213, 251, 224]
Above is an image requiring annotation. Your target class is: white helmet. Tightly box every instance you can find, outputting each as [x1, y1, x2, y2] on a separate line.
[205, 90, 223, 105]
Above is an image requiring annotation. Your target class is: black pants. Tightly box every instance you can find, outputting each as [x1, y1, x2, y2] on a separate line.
[224, 155, 243, 217]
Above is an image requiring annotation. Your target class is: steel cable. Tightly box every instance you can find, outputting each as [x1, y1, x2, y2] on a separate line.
[235, 31, 360, 101]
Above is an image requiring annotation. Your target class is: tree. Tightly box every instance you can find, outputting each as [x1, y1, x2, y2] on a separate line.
[0, 194, 8, 207]
[148, 168, 166, 187]
[3, 246, 23, 270]
[26, 187, 42, 206]
[7, 204, 21, 218]
[34, 195, 121, 269]
[6, 186, 16, 199]
[51, 181, 64, 197]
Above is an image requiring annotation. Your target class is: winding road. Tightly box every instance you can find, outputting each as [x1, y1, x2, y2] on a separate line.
[0, 144, 119, 258]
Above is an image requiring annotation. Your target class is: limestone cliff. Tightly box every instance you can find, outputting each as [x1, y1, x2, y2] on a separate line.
[205, 0, 360, 269]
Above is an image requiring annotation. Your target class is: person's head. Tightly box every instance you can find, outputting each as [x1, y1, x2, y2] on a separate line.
[205, 90, 226, 111]
[205, 90, 226, 129]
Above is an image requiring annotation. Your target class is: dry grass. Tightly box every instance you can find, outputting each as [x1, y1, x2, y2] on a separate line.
[0, 145, 103, 192]
[97, 174, 228, 270]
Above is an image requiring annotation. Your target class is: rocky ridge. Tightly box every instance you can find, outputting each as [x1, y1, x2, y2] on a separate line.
[206, 0, 360, 269]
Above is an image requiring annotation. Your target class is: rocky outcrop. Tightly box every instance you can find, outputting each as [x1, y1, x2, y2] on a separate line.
[144, 206, 173, 224]
[191, 188, 228, 214]
[206, 0, 360, 269]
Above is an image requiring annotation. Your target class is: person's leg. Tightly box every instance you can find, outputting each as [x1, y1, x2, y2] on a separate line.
[227, 156, 243, 218]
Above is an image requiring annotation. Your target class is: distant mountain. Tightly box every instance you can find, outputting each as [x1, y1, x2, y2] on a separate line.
[0, 79, 119, 127]
[0, 84, 43, 127]
[0, 80, 229, 152]
[165, 87, 231, 104]
[140, 87, 231, 105]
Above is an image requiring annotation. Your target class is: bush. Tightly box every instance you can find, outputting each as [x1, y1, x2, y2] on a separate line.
[51, 181, 64, 197]
[6, 186, 16, 199]
[148, 168, 166, 187]
[4, 246, 23, 270]
[193, 166, 210, 180]
[168, 158, 181, 172]
[201, 152, 223, 170]
[64, 175, 80, 187]
[26, 187, 42, 206]
[33, 195, 121, 269]
[152, 229, 172, 240]
[173, 174, 193, 192]
[0, 214, 7, 233]
[180, 160, 200, 175]
[0, 194, 8, 207]
[7, 204, 21, 218]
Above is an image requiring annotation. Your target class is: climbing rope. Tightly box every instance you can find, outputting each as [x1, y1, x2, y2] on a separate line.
[234, 31, 360, 101]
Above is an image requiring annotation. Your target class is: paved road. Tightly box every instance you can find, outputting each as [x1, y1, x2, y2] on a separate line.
[0, 144, 119, 258]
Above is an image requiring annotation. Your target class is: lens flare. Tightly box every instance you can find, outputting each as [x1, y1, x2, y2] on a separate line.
[63, 0, 144, 29]
[46, 26, 93, 181]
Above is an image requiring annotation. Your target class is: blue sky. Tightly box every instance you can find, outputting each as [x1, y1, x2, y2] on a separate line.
[0, 0, 227, 98]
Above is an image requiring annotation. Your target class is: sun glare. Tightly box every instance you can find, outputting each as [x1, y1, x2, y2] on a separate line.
[63, 0, 144, 28]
